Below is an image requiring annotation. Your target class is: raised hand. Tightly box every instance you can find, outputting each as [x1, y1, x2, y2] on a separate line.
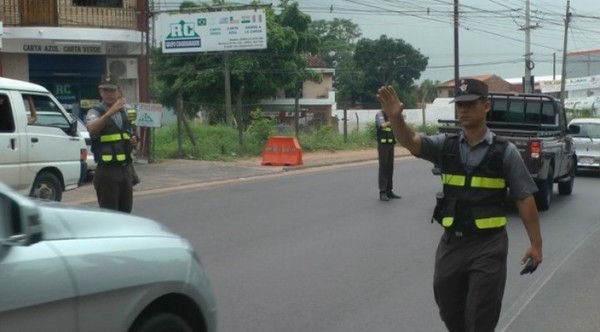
[376, 86, 405, 119]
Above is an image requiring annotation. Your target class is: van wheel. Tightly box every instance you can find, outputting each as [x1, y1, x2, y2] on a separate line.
[130, 312, 193, 332]
[31, 172, 62, 201]
[534, 166, 553, 211]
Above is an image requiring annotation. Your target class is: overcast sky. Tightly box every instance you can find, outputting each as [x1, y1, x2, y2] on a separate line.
[156, 0, 600, 82]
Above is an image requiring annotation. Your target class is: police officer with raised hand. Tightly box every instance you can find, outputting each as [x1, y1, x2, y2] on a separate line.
[86, 74, 137, 213]
[377, 79, 543, 332]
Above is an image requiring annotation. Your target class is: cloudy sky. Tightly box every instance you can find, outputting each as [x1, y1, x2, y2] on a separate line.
[155, 0, 600, 82]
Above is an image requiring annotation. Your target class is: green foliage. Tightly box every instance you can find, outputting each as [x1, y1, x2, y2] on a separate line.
[414, 123, 440, 135]
[567, 108, 596, 122]
[153, 123, 264, 161]
[353, 35, 429, 106]
[298, 125, 375, 151]
[247, 109, 276, 144]
[153, 123, 376, 161]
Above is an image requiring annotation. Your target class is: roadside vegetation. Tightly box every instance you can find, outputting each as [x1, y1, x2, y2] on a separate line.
[152, 114, 438, 161]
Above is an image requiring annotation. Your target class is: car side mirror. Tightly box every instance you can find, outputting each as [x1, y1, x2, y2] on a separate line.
[568, 124, 580, 135]
[0, 183, 43, 247]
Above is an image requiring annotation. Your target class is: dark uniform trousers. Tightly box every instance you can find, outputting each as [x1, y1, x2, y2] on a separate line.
[377, 143, 394, 194]
[433, 228, 508, 332]
[93, 163, 134, 213]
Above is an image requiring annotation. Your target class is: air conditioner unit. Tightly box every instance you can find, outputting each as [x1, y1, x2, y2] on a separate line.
[106, 58, 138, 79]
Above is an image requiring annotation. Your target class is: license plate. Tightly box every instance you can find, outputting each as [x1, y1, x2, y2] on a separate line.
[580, 157, 594, 165]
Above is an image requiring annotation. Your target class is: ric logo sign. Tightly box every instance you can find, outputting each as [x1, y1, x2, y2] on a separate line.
[165, 20, 202, 50]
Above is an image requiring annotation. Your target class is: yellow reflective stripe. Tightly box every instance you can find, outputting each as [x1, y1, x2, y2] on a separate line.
[442, 174, 466, 186]
[100, 133, 122, 142]
[471, 176, 505, 189]
[380, 139, 394, 143]
[101, 154, 127, 162]
[442, 217, 454, 227]
[382, 127, 392, 132]
[475, 216, 507, 229]
[100, 133, 130, 142]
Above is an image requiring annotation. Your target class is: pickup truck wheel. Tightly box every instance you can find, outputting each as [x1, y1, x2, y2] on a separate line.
[534, 166, 553, 211]
[131, 312, 193, 332]
[558, 160, 575, 195]
[30, 172, 62, 201]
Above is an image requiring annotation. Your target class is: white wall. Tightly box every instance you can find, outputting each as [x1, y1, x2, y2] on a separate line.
[333, 98, 456, 132]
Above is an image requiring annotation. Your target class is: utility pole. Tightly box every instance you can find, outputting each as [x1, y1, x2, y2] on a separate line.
[453, 0, 459, 89]
[560, 0, 571, 104]
[453, 0, 459, 119]
[553, 52, 556, 81]
[522, 0, 535, 93]
[222, 0, 233, 126]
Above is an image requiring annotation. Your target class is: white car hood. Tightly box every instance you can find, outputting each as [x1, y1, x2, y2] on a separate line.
[38, 203, 177, 240]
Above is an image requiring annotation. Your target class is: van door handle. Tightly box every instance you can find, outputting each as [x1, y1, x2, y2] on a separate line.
[31, 137, 39, 143]
[11, 138, 16, 150]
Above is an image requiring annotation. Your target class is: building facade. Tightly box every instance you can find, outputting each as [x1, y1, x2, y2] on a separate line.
[259, 54, 336, 131]
[0, 0, 149, 120]
[436, 74, 512, 98]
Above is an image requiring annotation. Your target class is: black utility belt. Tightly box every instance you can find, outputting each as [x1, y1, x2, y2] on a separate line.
[444, 227, 505, 238]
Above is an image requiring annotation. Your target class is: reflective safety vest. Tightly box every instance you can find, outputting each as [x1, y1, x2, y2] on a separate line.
[126, 106, 137, 126]
[378, 127, 396, 144]
[436, 134, 508, 232]
[91, 105, 132, 166]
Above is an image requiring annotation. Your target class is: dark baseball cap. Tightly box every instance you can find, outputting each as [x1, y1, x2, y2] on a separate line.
[98, 74, 120, 90]
[451, 78, 489, 103]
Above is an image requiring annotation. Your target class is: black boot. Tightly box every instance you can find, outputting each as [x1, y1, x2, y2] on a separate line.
[387, 191, 402, 199]
[380, 192, 390, 201]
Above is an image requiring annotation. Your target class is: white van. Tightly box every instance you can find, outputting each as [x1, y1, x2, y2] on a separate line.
[0, 77, 86, 201]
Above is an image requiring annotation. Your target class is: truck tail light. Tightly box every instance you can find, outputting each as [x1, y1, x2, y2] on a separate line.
[530, 140, 541, 159]
[80, 148, 87, 162]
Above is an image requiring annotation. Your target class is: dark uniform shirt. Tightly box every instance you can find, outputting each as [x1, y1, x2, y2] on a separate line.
[418, 129, 538, 200]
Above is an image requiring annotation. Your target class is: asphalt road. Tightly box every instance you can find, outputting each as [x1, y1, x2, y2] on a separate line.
[133, 158, 600, 332]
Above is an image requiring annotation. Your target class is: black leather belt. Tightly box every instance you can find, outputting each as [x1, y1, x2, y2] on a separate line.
[445, 227, 504, 238]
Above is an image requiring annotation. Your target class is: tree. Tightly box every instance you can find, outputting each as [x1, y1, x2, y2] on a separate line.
[310, 18, 361, 68]
[151, 1, 319, 125]
[334, 54, 365, 108]
[310, 18, 362, 107]
[414, 79, 440, 105]
[353, 35, 428, 107]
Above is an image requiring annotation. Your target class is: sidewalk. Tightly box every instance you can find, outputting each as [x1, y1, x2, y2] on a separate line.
[63, 147, 412, 205]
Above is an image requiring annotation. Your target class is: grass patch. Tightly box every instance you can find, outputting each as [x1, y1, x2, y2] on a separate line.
[151, 122, 378, 161]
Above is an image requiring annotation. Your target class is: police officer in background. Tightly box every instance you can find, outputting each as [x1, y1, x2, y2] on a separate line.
[377, 79, 542, 332]
[376, 110, 401, 201]
[86, 75, 137, 213]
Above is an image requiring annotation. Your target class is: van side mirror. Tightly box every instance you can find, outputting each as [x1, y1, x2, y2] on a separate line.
[0, 184, 43, 247]
[67, 117, 78, 136]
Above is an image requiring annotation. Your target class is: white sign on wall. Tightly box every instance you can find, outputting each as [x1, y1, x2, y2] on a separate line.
[136, 103, 163, 128]
[541, 74, 600, 93]
[158, 9, 267, 53]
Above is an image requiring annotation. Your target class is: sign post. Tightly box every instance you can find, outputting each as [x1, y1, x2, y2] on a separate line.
[136, 103, 163, 162]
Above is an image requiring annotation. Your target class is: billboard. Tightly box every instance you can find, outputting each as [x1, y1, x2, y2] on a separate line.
[158, 9, 267, 53]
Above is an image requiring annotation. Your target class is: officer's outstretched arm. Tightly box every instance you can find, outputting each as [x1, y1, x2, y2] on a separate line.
[377, 85, 422, 155]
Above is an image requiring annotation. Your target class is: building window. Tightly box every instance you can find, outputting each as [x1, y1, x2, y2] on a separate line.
[73, 0, 123, 8]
